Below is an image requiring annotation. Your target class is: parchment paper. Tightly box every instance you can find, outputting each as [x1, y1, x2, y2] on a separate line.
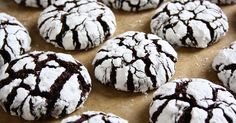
[0, 1, 236, 123]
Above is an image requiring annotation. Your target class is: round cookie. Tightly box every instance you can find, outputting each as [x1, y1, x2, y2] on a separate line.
[151, 1, 228, 48]
[0, 13, 31, 67]
[61, 111, 128, 123]
[38, 0, 116, 50]
[169, 0, 236, 5]
[0, 51, 92, 120]
[14, 0, 97, 8]
[14, 0, 57, 8]
[101, 0, 163, 11]
[92, 31, 177, 92]
[149, 78, 236, 123]
[212, 42, 236, 93]
[208, 0, 236, 4]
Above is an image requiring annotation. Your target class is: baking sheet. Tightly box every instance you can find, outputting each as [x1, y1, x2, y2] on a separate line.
[0, 0, 236, 123]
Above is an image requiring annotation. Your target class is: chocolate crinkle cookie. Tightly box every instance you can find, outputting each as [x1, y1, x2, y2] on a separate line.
[0, 51, 92, 120]
[168, 0, 236, 5]
[92, 31, 177, 92]
[14, 0, 97, 8]
[14, 0, 58, 8]
[151, 1, 228, 48]
[208, 0, 236, 4]
[149, 78, 236, 123]
[101, 0, 163, 11]
[212, 42, 236, 93]
[61, 111, 128, 123]
[0, 13, 31, 67]
[38, 0, 116, 50]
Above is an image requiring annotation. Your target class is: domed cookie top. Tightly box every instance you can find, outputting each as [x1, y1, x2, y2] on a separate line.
[92, 31, 177, 92]
[212, 42, 236, 93]
[151, 1, 228, 48]
[0, 51, 92, 120]
[101, 0, 163, 11]
[169, 0, 236, 5]
[149, 78, 236, 123]
[0, 13, 31, 67]
[38, 0, 116, 50]
[14, 0, 57, 8]
[14, 0, 97, 8]
[61, 111, 128, 123]
[209, 0, 236, 4]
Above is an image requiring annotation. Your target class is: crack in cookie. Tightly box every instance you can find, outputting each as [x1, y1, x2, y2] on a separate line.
[151, 1, 228, 48]
[213, 42, 236, 94]
[0, 51, 92, 120]
[14, 0, 97, 8]
[101, 0, 163, 11]
[149, 78, 236, 123]
[0, 13, 31, 67]
[92, 31, 177, 92]
[61, 111, 128, 123]
[38, 0, 116, 50]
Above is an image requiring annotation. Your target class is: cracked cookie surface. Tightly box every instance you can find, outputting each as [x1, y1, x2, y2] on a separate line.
[14, 0, 57, 8]
[151, 1, 228, 48]
[61, 111, 128, 123]
[0, 51, 92, 120]
[207, 0, 236, 4]
[212, 42, 236, 93]
[38, 0, 116, 50]
[0, 13, 31, 67]
[149, 78, 236, 123]
[14, 0, 97, 8]
[168, 0, 236, 5]
[101, 0, 163, 11]
[92, 31, 177, 92]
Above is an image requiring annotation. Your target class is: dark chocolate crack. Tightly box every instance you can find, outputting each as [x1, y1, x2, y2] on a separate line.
[0, 14, 30, 66]
[63, 112, 125, 123]
[150, 79, 236, 123]
[151, 0, 228, 48]
[183, 0, 235, 5]
[93, 31, 177, 92]
[212, 42, 236, 94]
[38, 0, 116, 50]
[102, 0, 163, 11]
[14, 0, 56, 8]
[0, 52, 91, 120]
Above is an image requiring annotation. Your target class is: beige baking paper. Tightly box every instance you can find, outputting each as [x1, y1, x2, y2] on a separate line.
[0, 0, 236, 123]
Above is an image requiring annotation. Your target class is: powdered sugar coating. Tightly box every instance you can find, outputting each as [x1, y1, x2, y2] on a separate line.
[212, 42, 236, 93]
[151, 1, 228, 48]
[101, 0, 163, 11]
[14, 0, 57, 8]
[61, 111, 128, 123]
[168, 0, 236, 5]
[38, 0, 116, 50]
[0, 13, 31, 67]
[92, 31, 177, 92]
[149, 78, 236, 123]
[208, 0, 236, 4]
[14, 0, 97, 8]
[0, 51, 92, 120]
